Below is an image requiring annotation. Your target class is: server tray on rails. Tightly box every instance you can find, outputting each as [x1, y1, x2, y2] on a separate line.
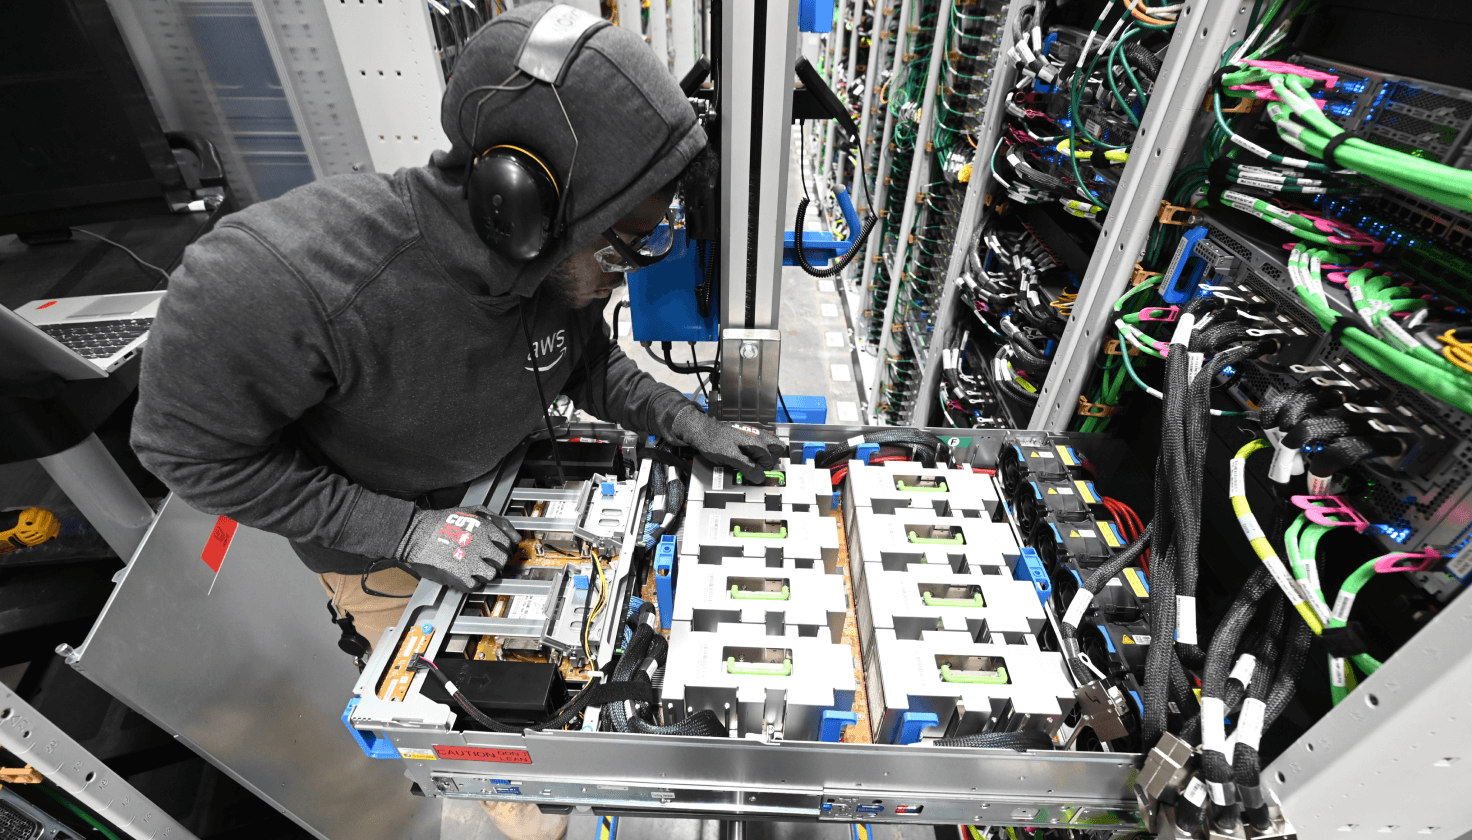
[346, 424, 1144, 827]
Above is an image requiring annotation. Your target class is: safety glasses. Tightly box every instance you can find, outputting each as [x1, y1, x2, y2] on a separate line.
[594, 210, 677, 273]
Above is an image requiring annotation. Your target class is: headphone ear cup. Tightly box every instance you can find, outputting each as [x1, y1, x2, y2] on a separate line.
[466, 149, 560, 262]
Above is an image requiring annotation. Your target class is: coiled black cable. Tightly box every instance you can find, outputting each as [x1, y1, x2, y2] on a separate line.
[792, 197, 877, 278]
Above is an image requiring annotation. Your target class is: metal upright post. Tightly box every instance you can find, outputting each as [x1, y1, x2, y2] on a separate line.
[1, 682, 201, 840]
[842, 0, 894, 296]
[671, 0, 697, 78]
[715, 0, 801, 423]
[817, 0, 846, 197]
[906, 0, 1024, 425]
[866, 0, 954, 424]
[855, 0, 914, 314]
[1026, 1, 1251, 431]
[649, 0, 668, 69]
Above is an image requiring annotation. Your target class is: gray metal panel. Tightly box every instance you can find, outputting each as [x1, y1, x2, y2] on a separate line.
[866, 0, 954, 422]
[321, 0, 447, 174]
[63, 495, 437, 840]
[1026, 1, 1252, 431]
[906, 0, 1027, 426]
[1265, 570, 1472, 840]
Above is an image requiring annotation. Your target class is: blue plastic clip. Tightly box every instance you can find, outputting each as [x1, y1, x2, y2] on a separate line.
[1161, 226, 1210, 304]
[856, 443, 880, 464]
[895, 712, 939, 745]
[342, 698, 398, 760]
[654, 535, 678, 630]
[802, 442, 829, 465]
[601, 482, 615, 496]
[819, 710, 858, 742]
[1010, 547, 1053, 606]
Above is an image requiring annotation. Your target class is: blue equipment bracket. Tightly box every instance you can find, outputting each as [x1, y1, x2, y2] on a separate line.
[801, 442, 829, 465]
[894, 711, 940, 745]
[819, 710, 858, 742]
[342, 698, 398, 759]
[654, 535, 677, 630]
[628, 221, 719, 343]
[784, 188, 861, 267]
[1010, 546, 1053, 606]
[798, 0, 834, 32]
[855, 443, 880, 464]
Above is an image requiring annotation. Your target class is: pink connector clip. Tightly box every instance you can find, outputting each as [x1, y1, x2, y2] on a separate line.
[1137, 305, 1180, 322]
[1373, 548, 1441, 574]
[1241, 60, 1340, 89]
[1229, 83, 1328, 107]
[1290, 495, 1371, 532]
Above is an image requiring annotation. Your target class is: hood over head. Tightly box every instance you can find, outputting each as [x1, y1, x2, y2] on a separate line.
[428, 2, 706, 300]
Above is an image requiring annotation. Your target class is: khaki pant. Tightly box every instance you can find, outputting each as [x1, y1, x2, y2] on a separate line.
[318, 566, 419, 652]
[320, 568, 567, 840]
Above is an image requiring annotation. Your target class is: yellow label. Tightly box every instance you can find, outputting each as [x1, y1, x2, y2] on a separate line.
[398, 748, 437, 761]
[1074, 480, 1098, 503]
[1121, 635, 1135, 644]
[1099, 521, 1122, 548]
[1123, 567, 1149, 598]
[1069, 529, 1080, 538]
[1193, 688, 1203, 703]
[1055, 445, 1077, 465]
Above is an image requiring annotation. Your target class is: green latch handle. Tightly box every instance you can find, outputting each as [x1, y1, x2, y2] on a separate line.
[941, 664, 1009, 684]
[726, 657, 793, 676]
[731, 584, 791, 601]
[908, 530, 964, 545]
[896, 480, 949, 493]
[922, 591, 984, 608]
[735, 470, 787, 486]
[734, 525, 788, 539]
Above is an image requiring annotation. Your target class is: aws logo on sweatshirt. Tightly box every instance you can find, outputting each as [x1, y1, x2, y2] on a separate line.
[524, 329, 568, 373]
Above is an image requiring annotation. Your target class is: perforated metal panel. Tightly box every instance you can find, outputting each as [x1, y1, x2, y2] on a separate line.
[322, 0, 449, 174]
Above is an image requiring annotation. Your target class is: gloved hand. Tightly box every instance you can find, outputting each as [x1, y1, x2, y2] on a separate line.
[394, 504, 521, 591]
[670, 405, 786, 485]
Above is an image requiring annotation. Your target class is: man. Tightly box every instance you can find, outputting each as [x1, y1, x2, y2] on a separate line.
[131, 8, 780, 834]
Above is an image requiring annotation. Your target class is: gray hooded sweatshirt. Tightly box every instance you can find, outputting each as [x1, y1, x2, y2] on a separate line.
[130, 3, 705, 573]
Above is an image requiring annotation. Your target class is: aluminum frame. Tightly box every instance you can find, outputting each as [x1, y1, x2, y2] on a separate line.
[0, 683, 199, 840]
[1026, 1, 1253, 431]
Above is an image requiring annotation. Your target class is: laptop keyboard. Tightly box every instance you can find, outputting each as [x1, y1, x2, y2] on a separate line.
[38, 319, 152, 360]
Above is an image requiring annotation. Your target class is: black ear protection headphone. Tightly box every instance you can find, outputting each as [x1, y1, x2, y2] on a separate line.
[461, 5, 610, 262]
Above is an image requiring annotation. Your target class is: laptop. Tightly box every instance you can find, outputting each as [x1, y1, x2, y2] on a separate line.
[1, 291, 165, 380]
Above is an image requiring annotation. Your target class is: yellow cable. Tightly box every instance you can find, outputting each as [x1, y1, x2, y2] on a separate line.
[1437, 329, 1472, 373]
[1229, 440, 1325, 634]
[1056, 138, 1131, 163]
[583, 552, 609, 662]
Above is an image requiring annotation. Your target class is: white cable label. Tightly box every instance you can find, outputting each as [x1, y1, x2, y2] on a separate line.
[1170, 312, 1197, 347]
[1177, 595, 1198, 645]
[847, 435, 866, 446]
[711, 469, 725, 491]
[1237, 513, 1265, 543]
[1208, 781, 1228, 806]
[1381, 316, 1419, 351]
[1332, 590, 1356, 623]
[1229, 457, 1247, 498]
[1237, 697, 1267, 748]
[442, 680, 459, 695]
[1265, 557, 1306, 605]
[1306, 472, 1332, 495]
[1182, 776, 1209, 807]
[1229, 653, 1258, 688]
[1202, 697, 1227, 755]
[1063, 590, 1094, 627]
[1229, 134, 1274, 161]
[1188, 351, 1205, 379]
[1330, 656, 1347, 687]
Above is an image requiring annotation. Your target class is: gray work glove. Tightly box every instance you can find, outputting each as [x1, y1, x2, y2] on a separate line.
[670, 405, 786, 485]
[394, 504, 521, 592]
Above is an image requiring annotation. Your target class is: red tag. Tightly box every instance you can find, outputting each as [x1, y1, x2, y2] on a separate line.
[37, 301, 57, 310]
[201, 516, 237, 573]
[432, 745, 532, 764]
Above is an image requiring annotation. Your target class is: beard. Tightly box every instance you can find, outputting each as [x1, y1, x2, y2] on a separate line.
[540, 261, 587, 309]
